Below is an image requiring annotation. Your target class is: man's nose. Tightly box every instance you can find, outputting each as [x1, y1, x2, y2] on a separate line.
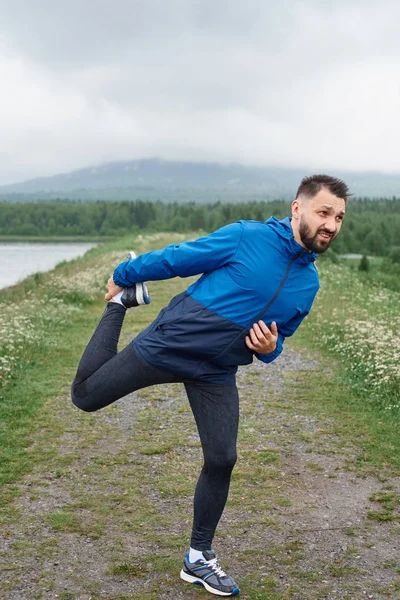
[324, 216, 336, 233]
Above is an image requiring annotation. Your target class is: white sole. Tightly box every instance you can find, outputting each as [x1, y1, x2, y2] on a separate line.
[135, 283, 145, 305]
[126, 250, 150, 306]
[180, 569, 239, 596]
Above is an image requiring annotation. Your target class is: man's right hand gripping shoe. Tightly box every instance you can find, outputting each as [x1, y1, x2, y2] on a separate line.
[180, 550, 240, 596]
[120, 251, 151, 308]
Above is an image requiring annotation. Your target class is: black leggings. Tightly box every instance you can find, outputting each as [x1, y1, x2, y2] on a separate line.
[71, 303, 239, 550]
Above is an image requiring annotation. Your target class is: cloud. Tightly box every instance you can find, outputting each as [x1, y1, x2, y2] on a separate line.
[1, 0, 400, 184]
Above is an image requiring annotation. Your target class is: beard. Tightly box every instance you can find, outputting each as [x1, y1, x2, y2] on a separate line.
[298, 216, 336, 254]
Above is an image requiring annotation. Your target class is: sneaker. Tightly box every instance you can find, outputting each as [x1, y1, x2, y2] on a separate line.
[180, 550, 240, 596]
[120, 251, 151, 308]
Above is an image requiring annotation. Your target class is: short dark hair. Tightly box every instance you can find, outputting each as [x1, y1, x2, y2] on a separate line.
[295, 174, 351, 202]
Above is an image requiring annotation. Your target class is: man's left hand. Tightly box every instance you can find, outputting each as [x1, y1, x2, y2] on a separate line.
[245, 320, 278, 354]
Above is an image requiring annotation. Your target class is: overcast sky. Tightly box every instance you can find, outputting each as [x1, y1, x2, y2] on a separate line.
[0, 0, 399, 184]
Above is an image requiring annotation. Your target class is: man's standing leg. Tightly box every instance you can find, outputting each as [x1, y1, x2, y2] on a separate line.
[180, 382, 240, 596]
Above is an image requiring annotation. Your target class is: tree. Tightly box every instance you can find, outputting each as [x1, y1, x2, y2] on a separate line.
[389, 246, 400, 264]
[359, 255, 370, 272]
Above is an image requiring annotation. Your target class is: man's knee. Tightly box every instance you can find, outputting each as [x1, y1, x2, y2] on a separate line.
[71, 384, 98, 413]
[204, 450, 237, 475]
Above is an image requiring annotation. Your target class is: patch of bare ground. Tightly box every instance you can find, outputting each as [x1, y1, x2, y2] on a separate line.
[1, 341, 399, 600]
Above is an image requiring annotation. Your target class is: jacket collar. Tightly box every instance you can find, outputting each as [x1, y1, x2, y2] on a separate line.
[265, 216, 318, 264]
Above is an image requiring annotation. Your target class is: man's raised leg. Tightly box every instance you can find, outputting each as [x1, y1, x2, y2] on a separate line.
[71, 303, 179, 412]
[73, 302, 126, 387]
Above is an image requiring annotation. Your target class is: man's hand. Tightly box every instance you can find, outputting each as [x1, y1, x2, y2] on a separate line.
[105, 276, 123, 301]
[245, 320, 278, 354]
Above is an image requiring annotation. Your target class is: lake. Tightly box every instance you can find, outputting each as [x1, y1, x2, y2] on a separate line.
[0, 242, 97, 290]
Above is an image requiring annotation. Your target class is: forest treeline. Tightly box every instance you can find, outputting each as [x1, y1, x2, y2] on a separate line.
[1, 197, 399, 258]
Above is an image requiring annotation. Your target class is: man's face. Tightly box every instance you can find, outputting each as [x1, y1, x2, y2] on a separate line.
[292, 189, 346, 254]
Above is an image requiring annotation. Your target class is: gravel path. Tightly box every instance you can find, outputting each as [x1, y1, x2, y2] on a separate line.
[1, 345, 399, 600]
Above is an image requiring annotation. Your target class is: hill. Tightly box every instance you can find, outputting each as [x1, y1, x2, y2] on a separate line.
[1, 158, 400, 201]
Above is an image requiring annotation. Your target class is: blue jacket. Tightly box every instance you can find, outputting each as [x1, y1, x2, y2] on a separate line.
[113, 217, 319, 384]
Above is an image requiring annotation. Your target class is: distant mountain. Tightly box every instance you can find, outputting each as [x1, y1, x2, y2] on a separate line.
[1, 158, 400, 202]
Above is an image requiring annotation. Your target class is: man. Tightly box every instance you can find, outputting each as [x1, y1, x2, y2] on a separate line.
[71, 174, 348, 597]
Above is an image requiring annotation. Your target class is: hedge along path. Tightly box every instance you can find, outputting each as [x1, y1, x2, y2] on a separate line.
[0, 235, 399, 600]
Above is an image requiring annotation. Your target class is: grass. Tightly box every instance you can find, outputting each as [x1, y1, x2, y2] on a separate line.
[0, 232, 399, 599]
[285, 362, 400, 477]
[328, 558, 364, 578]
[0, 232, 189, 503]
[299, 255, 400, 412]
[108, 561, 148, 578]
[0, 305, 101, 497]
[289, 256, 400, 475]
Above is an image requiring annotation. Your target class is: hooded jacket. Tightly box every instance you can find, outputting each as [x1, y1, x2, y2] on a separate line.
[113, 217, 320, 384]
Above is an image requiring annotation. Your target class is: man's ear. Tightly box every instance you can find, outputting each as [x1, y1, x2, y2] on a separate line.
[291, 199, 301, 221]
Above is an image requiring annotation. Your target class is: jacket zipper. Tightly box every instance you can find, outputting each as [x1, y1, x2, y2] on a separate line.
[213, 249, 308, 361]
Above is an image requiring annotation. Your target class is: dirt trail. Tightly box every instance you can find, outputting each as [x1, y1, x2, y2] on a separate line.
[1, 345, 399, 600]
